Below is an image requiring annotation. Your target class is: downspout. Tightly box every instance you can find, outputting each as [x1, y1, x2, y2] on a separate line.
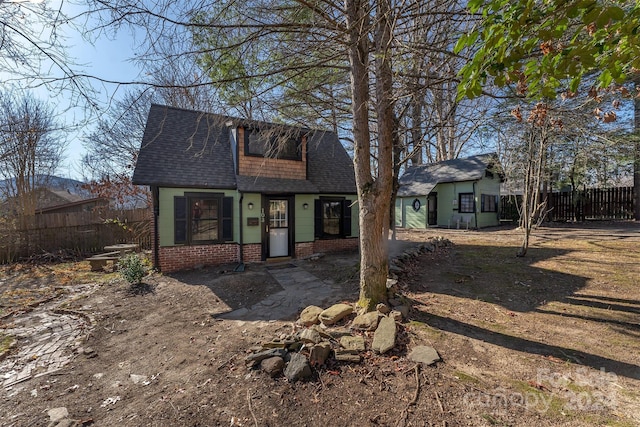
[152, 186, 160, 271]
[238, 192, 244, 266]
[473, 181, 478, 230]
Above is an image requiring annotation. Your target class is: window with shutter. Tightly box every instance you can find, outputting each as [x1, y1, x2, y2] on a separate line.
[314, 197, 352, 238]
[174, 193, 232, 244]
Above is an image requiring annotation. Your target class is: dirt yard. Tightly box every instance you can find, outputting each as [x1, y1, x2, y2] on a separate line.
[1, 222, 639, 427]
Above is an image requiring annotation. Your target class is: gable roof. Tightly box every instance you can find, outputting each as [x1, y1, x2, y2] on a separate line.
[132, 104, 356, 194]
[398, 153, 501, 197]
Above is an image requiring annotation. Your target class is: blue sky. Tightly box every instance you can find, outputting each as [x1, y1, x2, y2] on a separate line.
[62, 22, 141, 178]
[25, 1, 143, 180]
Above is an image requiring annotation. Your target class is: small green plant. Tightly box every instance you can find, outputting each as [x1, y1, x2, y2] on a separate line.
[1, 333, 15, 356]
[117, 253, 149, 285]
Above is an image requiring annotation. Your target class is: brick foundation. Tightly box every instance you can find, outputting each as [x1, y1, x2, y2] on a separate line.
[159, 244, 239, 273]
[158, 238, 359, 272]
[295, 242, 314, 259]
[242, 243, 262, 262]
[312, 237, 359, 254]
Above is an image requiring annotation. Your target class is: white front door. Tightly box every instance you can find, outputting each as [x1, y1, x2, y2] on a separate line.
[268, 199, 289, 257]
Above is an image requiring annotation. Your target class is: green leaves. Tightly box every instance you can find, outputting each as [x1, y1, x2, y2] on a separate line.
[457, 0, 640, 100]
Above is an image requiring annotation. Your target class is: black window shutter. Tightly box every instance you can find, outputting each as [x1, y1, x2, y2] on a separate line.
[481, 195, 485, 212]
[314, 199, 322, 238]
[343, 199, 352, 237]
[174, 196, 187, 244]
[222, 196, 234, 241]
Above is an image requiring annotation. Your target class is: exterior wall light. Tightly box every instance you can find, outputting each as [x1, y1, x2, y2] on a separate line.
[303, 203, 309, 210]
[248, 202, 254, 210]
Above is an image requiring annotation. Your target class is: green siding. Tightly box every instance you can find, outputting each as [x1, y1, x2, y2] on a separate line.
[158, 188, 359, 247]
[241, 193, 262, 244]
[158, 188, 239, 247]
[475, 174, 501, 228]
[396, 176, 501, 229]
[295, 194, 316, 242]
[296, 194, 359, 241]
[395, 197, 426, 229]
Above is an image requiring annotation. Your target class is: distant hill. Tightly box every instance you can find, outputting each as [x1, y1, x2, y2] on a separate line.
[0, 175, 91, 200]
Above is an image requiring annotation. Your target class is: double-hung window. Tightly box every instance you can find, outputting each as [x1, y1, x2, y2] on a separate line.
[174, 193, 233, 245]
[458, 193, 475, 213]
[314, 197, 352, 238]
[481, 194, 498, 213]
[245, 128, 302, 160]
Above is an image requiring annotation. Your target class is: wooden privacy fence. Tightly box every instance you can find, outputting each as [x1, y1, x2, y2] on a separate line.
[548, 186, 635, 222]
[0, 208, 153, 264]
[500, 186, 635, 222]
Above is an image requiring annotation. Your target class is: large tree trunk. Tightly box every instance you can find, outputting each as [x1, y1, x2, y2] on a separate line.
[346, 0, 394, 312]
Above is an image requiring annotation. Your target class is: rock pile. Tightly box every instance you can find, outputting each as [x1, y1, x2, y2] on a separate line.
[245, 300, 405, 381]
[244, 237, 450, 381]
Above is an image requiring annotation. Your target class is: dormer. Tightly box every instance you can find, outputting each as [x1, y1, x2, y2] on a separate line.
[235, 125, 308, 180]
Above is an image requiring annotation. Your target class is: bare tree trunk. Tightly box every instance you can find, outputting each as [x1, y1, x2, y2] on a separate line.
[517, 126, 548, 257]
[346, 0, 393, 312]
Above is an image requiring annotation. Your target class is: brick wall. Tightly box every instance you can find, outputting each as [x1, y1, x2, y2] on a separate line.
[242, 243, 262, 262]
[312, 237, 359, 254]
[295, 242, 314, 259]
[237, 127, 307, 180]
[158, 239, 359, 272]
[159, 244, 239, 273]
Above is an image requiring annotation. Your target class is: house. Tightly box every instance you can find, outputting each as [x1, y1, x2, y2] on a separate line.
[132, 104, 358, 273]
[1, 187, 108, 216]
[395, 153, 503, 230]
[35, 190, 109, 214]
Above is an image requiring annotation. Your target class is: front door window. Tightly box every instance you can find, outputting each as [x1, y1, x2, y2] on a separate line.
[268, 199, 289, 257]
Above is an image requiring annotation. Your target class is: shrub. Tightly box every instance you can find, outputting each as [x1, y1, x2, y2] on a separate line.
[117, 253, 149, 285]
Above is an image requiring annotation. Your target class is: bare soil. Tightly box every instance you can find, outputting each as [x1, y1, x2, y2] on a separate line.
[1, 222, 639, 427]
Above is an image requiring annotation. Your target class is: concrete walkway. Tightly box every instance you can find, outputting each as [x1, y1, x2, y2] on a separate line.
[220, 239, 423, 322]
[219, 264, 349, 321]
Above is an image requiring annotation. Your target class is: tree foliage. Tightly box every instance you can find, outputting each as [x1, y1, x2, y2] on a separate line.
[456, 0, 640, 99]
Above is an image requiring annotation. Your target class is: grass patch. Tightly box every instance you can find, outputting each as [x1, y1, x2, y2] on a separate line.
[407, 320, 445, 340]
[454, 370, 480, 384]
[511, 380, 567, 416]
[0, 334, 15, 355]
[480, 414, 510, 426]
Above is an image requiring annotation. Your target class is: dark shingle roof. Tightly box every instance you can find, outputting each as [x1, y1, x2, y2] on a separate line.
[307, 130, 356, 193]
[132, 105, 237, 188]
[398, 153, 500, 197]
[133, 104, 356, 194]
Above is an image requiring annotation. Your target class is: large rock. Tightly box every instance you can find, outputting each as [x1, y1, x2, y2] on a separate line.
[340, 335, 366, 352]
[261, 356, 285, 377]
[245, 348, 287, 367]
[408, 346, 441, 366]
[389, 310, 403, 322]
[297, 328, 322, 344]
[371, 316, 396, 354]
[351, 311, 380, 331]
[319, 303, 353, 326]
[334, 350, 361, 363]
[48, 408, 69, 424]
[393, 305, 410, 319]
[299, 305, 324, 326]
[309, 342, 331, 367]
[376, 303, 390, 314]
[284, 353, 312, 382]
